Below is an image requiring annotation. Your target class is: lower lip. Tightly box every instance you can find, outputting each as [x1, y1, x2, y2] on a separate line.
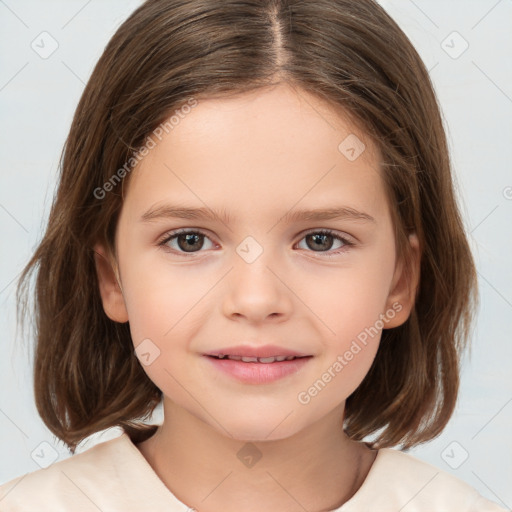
[203, 356, 312, 384]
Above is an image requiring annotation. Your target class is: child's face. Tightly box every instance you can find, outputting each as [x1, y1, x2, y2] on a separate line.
[96, 83, 418, 441]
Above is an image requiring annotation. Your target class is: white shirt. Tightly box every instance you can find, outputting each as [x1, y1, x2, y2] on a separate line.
[0, 432, 507, 511]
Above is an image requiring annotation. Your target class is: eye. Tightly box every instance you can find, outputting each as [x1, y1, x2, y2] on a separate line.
[157, 228, 354, 257]
[158, 229, 215, 254]
[295, 229, 354, 256]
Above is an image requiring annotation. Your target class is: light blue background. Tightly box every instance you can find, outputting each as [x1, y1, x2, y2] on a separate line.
[1, 0, 511, 508]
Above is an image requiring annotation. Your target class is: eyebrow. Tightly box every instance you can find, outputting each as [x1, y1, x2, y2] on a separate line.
[139, 204, 375, 224]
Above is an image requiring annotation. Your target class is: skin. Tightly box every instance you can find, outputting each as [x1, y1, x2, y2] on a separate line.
[94, 82, 420, 512]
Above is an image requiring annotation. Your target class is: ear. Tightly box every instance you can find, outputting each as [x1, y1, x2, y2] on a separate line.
[383, 233, 421, 328]
[93, 243, 129, 323]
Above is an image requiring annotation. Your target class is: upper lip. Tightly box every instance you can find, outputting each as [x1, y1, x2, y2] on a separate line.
[205, 344, 311, 358]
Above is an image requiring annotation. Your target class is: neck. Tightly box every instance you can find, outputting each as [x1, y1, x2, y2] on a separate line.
[137, 398, 377, 512]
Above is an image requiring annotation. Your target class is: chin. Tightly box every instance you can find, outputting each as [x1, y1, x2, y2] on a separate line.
[212, 412, 307, 444]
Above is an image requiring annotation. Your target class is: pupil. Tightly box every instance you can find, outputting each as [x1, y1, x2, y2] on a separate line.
[308, 233, 332, 251]
[178, 233, 203, 252]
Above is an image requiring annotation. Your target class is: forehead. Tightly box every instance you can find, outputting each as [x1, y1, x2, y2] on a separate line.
[123, 83, 387, 224]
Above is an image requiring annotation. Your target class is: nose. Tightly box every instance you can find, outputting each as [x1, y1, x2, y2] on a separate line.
[221, 247, 293, 324]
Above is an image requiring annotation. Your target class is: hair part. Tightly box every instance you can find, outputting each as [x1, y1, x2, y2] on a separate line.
[17, 0, 478, 453]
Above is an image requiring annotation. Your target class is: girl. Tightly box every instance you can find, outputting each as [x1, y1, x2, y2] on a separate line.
[0, 0, 507, 510]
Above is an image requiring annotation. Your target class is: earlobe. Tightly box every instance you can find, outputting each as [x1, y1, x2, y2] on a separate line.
[93, 243, 129, 323]
[384, 233, 421, 328]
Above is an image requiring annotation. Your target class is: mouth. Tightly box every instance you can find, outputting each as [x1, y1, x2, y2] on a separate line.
[206, 354, 311, 363]
[203, 353, 313, 384]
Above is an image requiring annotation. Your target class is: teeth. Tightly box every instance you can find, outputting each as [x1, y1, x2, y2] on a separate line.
[241, 356, 259, 362]
[258, 357, 278, 363]
[214, 354, 299, 363]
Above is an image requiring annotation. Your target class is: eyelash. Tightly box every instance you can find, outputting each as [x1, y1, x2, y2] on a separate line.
[157, 228, 355, 258]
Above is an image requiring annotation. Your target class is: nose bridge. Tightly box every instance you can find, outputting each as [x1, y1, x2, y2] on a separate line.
[221, 234, 292, 321]
[233, 233, 280, 292]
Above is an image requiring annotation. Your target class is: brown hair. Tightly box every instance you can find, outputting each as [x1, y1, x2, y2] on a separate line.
[17, 0, 477, 453]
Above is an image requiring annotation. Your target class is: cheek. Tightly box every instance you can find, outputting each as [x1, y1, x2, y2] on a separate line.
[122, 279, 170, 343]
[119, 267, 204, 399]
[116, 223, 209, 340]
[307, 255, 395, 343]
[303, 246, 395, 389]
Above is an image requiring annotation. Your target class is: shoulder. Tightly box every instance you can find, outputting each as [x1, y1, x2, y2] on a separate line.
[343, 447, 508, 511]
[0, 433, 174, 512]
[0, 434, 123, 511]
